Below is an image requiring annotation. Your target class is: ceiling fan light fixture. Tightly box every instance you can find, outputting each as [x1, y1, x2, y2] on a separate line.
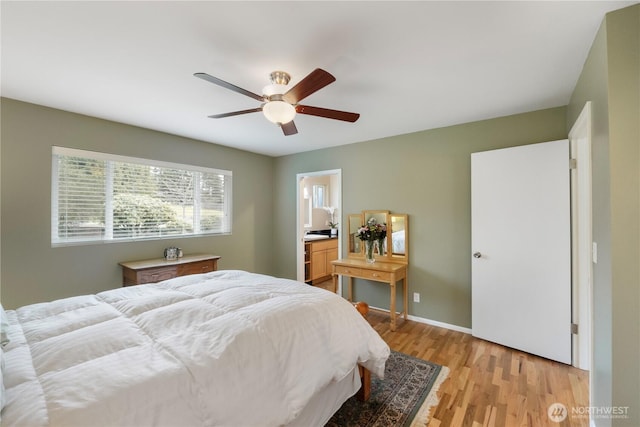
[263, 101, 296, 124]
[263, 83, 289, 97]
[195, 68, 357, 136]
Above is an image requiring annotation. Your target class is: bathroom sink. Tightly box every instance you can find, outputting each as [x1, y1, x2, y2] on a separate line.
[304, 234, 330, 241]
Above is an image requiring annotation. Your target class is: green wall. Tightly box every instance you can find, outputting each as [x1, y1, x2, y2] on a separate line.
[5, 99, 568, 326]
[0, 98, 275, 309]
[567, 5, 640, 426]
[274, 107, 567, 328]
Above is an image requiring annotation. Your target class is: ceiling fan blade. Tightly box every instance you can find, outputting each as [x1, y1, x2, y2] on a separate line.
[281, 121, 298, 136]
[208, 107, 262, 119]
[296, 105, 360, 122]
[194, 73, 264, 102]
[282, 68, 336, 104]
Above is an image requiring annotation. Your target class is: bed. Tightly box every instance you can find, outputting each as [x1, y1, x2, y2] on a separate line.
[0, 270, 390, 426]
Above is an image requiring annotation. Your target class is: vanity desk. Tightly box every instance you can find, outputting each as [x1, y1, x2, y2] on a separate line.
[332, 210, 409, 331]
[332, 258, 407, 331]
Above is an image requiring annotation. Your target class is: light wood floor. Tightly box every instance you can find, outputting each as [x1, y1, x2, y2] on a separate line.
[370, 310, 589, 427]
[313, 280, 590, 427]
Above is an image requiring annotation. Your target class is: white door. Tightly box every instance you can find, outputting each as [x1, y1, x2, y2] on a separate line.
[471, 140, 571, 364]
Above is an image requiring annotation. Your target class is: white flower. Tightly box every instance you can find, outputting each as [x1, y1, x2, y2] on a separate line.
[324, 207, 338, 228]
[323, 206, 336, 215]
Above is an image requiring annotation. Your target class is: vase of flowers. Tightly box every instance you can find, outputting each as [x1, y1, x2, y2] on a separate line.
[356, 217, 387, 263]
[364, 240, 376, 263]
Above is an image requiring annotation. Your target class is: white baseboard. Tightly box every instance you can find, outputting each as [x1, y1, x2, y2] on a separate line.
[407, 313, 473, 334]
[369, 305, 472, 335]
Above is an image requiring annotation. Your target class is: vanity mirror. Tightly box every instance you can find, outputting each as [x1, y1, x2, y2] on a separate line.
[390, 214, 408, 262]
[347, 210, 408, 263]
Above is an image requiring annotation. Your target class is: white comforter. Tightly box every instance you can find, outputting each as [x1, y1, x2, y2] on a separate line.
[2, 270, 389, 427]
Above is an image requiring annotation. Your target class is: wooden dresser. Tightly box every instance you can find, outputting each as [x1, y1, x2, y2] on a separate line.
[119, 254, 220, 286]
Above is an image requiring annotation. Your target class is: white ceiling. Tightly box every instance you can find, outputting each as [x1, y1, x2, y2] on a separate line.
[1, 1, 635, 157]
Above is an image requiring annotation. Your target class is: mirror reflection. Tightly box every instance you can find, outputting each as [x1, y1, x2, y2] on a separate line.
[363, 211, 389, 257]
[391, 214, 407, 256]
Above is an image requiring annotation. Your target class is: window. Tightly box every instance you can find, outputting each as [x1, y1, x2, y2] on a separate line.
[312, 184, 326, 208]
[52, 147, 232, 246]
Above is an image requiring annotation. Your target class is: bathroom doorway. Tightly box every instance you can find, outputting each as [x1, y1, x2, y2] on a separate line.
[296, 169, 342, 286]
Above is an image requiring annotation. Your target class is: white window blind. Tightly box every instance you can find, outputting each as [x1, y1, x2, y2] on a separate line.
[52, 147, 232, 245]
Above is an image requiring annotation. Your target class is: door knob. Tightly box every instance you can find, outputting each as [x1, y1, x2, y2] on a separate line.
[473, 252, 482, 259]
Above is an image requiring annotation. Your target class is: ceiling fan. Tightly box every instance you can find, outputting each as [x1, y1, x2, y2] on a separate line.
[194, 68, 360, 136]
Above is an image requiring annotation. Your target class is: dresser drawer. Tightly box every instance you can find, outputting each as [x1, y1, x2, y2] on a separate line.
[361, 269, 391, 282]
[138, 267, 177, 284]
[177, 260, 215, 276]
[334, 265, 362, 276]
[310, 238, 338, 252]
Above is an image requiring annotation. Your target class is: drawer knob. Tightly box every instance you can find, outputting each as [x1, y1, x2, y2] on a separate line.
[372, 273, 379, 277]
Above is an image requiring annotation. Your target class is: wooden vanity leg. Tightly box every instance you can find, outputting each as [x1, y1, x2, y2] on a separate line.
[332, 273, 338, 293]
[389, 274, 397, 331]
[348, 276, 353, 302]
[403, 274, 408, 320]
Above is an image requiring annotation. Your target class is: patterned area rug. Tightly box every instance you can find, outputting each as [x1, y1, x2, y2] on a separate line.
[326, 351, 449, 427]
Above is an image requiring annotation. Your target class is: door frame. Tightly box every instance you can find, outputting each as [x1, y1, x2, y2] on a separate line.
[569, 102, 593, 379]
[296, 169, 342, 288]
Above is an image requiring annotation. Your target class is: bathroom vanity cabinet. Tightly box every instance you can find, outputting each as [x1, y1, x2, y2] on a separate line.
[304, 238, 338, 284]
